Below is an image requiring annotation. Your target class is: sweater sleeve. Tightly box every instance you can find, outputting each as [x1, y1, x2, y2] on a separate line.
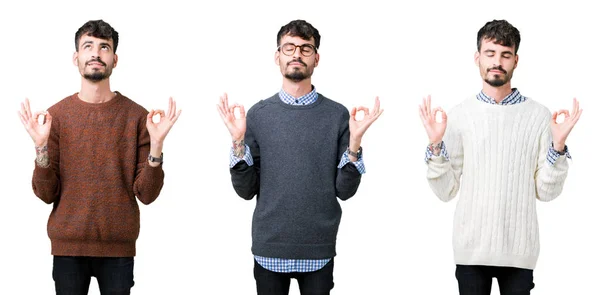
[535, 124, 569, 202]
[426, 112, 463, 202]
[229, 120, 260, 200]
[133, 115, 165, 205]
[32, 114, 61, 204]
[335, 111, 361, 201]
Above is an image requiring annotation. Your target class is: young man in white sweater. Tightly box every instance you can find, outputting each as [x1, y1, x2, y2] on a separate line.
[418, 19, 582, 295]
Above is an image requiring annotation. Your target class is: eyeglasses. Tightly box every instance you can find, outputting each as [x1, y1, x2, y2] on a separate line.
[277, 43, 317, 57]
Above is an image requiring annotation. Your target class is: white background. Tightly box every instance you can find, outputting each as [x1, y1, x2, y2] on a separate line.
[1, 0, 597, 294]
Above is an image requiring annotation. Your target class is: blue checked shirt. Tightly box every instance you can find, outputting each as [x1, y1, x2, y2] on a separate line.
[424, 88, 571, 164]
[230, 86, 365, 273]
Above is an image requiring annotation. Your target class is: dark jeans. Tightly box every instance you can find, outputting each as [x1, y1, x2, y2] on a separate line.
[455, 265, 535, 295]
[254, 259, 334, 295]
[52, 256, 134, 295]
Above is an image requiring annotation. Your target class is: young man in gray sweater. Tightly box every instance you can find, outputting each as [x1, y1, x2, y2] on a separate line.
[217, 19, 382, 295]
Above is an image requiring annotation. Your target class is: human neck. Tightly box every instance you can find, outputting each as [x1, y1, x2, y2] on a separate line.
[78, 78, 115, 103]
[282, 78, 313, 98]
[482, 82, 513, 103]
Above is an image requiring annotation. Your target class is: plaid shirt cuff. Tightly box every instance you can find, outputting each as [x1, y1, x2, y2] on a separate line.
[338, 150, 366, 174]
[424, 141, 449, 163]
[229, 144, 254, 168]
[547, 144, 571, 166]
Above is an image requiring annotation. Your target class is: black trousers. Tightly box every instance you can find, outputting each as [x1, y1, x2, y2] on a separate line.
[254, 259, 334, 295]
[456, 265, 535, 295]
[52, 256, 134, 295]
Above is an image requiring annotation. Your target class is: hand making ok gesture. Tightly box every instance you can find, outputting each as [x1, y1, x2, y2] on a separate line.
[18, 98, 51, 147]
[551, 98, 583, 152]
[418, 95, 447, 144]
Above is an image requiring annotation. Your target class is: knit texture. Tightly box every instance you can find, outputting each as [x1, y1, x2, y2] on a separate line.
[230, 93, 362, 259]
[427, 96, 569, 269]
[32, 92, 164, 257]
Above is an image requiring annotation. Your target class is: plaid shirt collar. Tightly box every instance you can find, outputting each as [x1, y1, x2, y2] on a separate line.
[476, 88, 526, 105]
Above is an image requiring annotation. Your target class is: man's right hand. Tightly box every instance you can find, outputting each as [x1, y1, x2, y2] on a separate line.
[217, 93, 247, 158]
[418, 95, 447, 145]
[18, 98, 51, 147]
[217, 93, 246, 142]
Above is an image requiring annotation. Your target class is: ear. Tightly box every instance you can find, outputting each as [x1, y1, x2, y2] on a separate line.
[73, 52, 79, 66]
[474, 51, 480, 66]
[514, 54, 519, 69]
[274, 50, 280, 66]
[314, 52, 320, 67]
[113, 54, 118, 68]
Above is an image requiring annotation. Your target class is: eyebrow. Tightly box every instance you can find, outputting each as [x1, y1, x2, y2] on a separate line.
[80, 40, 112, 49]
[484, 49, 514, 55]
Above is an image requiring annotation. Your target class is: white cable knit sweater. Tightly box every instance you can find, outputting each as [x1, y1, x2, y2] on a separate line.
[427, 96, 569, 270]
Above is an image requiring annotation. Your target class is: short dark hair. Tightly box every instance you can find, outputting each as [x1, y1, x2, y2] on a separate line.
[277, 20, 321, 49]
[75, 20, 119, 53]
[477, 20, 521, 53]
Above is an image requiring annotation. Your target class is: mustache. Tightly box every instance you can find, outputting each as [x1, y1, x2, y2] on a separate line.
[487, 66, 507, 74]
[86, 58, 107, 66]
[287, 59, 307, 66]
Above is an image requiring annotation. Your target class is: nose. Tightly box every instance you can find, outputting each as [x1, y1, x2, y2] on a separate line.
[492, 55, 502, 67]
[292, 46, 302, 58]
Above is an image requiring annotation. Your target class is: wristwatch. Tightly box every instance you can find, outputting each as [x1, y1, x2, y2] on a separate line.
[347, 146, 362, 158]
[148, 153, 163, 163]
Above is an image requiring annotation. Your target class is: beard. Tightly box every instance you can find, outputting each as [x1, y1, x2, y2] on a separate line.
[284, 69, 309, 82]
[82, 58, 111, 82]
[483, 66, 512, 87]
[484, 74, 509, 87]
[84, 70, 110, 82]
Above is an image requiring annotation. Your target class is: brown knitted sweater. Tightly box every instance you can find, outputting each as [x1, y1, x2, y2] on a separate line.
[32, 92, 164, 257]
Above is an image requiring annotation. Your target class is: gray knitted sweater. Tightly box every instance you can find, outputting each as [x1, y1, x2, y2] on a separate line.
[230, 93, 362, 259]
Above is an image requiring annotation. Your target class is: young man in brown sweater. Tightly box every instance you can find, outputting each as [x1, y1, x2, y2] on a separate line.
[17, 20, 181, 295]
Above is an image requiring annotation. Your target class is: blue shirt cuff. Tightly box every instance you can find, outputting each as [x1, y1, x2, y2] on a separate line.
[337, 151, 366, 174]
[424, 141, 449, 163]
[229, 144, 254, 168]
[547, 144, 571, 166]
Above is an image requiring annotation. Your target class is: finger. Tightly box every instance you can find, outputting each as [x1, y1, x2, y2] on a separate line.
[45, 111, 52, 125]
[372, 96, 380, 114]
[426, 95, 431, 114]
[33, 111, 47, 125]
[172, 109, 182, 123]
[167, 97, 174, 118]
[551, 111, 558, 124]
[223, 93, 230, 110]
[239, 105, 246, 119]
[571, 108, 582, 125]
[419, 100, 428, 120]
[556, 109, 569, 119]
[147, 110, 156, 124]
[25, 98, 32, 117]
[168, 97, 177, 120]
[20, 102, 27, 118]
[572, 97, 580, 118]
[432, 107, 444, 123]
[356, 106, 370, 117]
[216, 104, 227, 121]
[219, 94, 227, 112]
[18, 111, 29, 127]
[574, 108, 583, 123]
[418, 105, 426, 122]
[216, 100, 228, 117]
[350, 107, 357, 121]
[441, 110, 447, 124]
[229, 104, 242, 118]
[373, 108, 384, 120]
